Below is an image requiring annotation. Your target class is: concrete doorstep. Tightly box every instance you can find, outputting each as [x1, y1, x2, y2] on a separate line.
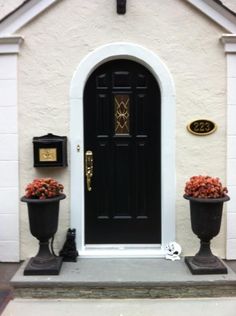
[2, 298, 236, 316]
[10, 258, 236, 299]
[2, 258, 236, 315]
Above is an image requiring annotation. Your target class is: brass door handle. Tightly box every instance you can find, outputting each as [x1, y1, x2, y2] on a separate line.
[85, 150, 93, 191]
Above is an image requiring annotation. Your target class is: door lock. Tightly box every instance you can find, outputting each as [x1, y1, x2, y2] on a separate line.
[85, 150, 93, 191]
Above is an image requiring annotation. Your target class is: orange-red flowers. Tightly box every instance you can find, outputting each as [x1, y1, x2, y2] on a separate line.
[184, 175, 228, 199]
[25, 178, 64, 199]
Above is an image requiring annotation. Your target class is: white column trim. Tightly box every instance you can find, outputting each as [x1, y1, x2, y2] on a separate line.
[0, 36, 23, 54]
[221, 34, 236, 259]
[70, 42, 176, 257]
[0, 36, 23, 261]
[221, 34, 236, 52]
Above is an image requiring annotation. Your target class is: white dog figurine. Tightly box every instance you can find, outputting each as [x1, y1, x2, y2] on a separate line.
[165, 242, 181, 261]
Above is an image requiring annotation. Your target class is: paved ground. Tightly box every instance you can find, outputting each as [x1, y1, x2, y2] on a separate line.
[2, 298, 236, 316]
[0, 263, 20, 315]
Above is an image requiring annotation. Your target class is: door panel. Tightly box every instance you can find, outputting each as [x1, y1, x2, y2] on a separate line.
[96, 141, 110, 219]
[96, 94, 110, 136]
[84, 59, 161, 244]
[136, 140, 148, 218]
[113, 142, 131, 218]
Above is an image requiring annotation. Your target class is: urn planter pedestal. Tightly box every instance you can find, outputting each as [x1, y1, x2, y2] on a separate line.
[184, 194, 229, 275]
[21, 194, 66, 275]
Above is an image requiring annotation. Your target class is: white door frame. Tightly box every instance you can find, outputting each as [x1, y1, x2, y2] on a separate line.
[70, 42, 176, 257]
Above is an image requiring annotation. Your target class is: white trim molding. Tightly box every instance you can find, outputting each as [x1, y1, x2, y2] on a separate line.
[221, 34, 236, 52]
[221, 34, 236, 259]
[0, 36, 23, 54]
[0, 0, 59, 36]
[70, 42, 176, 258]
[0, 36, 23, 261]
[186, 0, 236, 33]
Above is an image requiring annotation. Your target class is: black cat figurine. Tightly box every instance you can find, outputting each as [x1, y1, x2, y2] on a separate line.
[59, 228, 79, 262]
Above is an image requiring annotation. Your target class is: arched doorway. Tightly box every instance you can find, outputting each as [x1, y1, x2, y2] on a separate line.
[84, 59, 161, 244]
[70, 43, 175, 257]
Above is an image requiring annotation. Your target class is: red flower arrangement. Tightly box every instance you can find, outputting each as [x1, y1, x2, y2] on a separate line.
[184, 175, 228, 199]
[24, 178, 64, 200]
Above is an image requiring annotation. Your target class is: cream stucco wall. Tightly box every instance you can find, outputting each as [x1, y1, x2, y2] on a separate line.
[17, 0, 227, 259]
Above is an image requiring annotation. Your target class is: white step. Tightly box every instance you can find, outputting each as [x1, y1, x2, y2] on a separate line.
[3, 298, 236, 316]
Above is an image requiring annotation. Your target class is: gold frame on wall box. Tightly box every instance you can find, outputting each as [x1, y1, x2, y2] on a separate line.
[39, 148, 57, 162]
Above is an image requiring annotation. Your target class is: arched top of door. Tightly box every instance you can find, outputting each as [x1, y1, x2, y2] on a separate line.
[70, 42, 175, 100]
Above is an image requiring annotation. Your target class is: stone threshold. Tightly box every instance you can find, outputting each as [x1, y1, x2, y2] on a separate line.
[11, 258, 236, 299]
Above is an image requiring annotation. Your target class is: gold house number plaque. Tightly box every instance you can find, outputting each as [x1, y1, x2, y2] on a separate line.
[39, 148, 57, 162]
[187, 119, 217, 136]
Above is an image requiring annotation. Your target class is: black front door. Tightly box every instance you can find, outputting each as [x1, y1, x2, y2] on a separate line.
[84, 59, 161, 244]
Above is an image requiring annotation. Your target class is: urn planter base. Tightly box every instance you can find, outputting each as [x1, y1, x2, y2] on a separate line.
[24, 256, 63, 276]
[23, 240, 63, 275]
[185, 256, 227, 275]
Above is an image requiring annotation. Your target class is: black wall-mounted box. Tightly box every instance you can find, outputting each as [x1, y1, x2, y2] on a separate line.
[33, 133, 68, 167]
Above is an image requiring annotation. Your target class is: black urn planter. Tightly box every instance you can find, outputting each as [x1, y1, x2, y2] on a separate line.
[21, 194, 66, 275]
[184, 194, 230, 275]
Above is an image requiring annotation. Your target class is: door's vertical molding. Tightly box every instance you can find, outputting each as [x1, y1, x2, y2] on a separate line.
[221, 35, 236, 259]
[0, 36, 23, 261]
[70, 42, 176, 256]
